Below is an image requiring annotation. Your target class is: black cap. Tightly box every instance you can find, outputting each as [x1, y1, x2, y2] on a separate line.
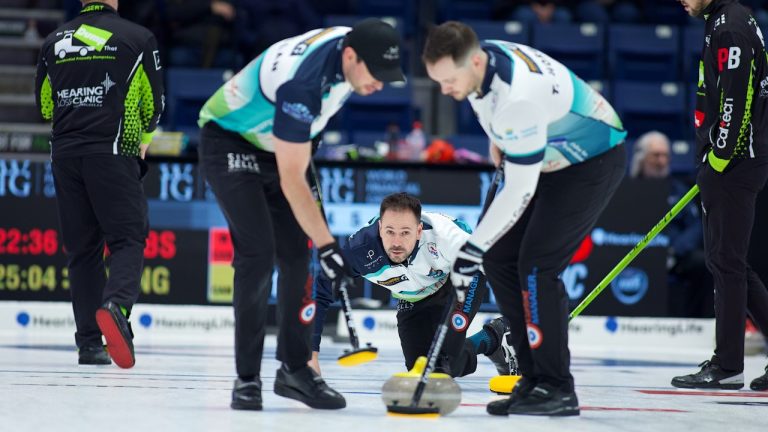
[346, 18, 406, 83]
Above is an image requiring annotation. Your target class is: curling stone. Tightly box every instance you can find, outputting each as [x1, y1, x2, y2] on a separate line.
[381, 356, 462, 415]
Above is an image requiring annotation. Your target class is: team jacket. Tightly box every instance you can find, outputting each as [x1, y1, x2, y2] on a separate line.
[198, 27, 353, 151]
[695, 0, 768, 172]
[466, 41, 626, 252]
[35, 2, 164, 158]
[312, 212, 473, 350]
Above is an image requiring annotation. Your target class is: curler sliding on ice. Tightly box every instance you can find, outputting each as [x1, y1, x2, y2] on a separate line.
[383, 165, 508, 417]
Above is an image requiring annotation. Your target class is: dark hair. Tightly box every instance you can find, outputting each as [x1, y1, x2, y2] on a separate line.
[422, 21, 480, 65]
[380, 193, 422, 221]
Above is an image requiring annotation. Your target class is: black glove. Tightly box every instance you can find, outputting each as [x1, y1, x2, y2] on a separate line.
[318, 242, 351, 285]
[451, 242, 484, 302]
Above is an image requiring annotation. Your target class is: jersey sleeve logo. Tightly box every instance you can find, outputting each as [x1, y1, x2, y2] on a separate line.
[377, 275, 409, 286]
[717, 47, 741, 72]
[511, 47, 542, 74]
[281, 102, 315, 123]
[427, 242, 439, 258]
[153, 50, 162, 70]
[291, 28, 337, 56]
[73, 24, 113, 51]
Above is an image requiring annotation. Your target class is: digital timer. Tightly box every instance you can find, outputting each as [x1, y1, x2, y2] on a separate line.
[0, 228, 59, 256]
[0, 264, 67, 291]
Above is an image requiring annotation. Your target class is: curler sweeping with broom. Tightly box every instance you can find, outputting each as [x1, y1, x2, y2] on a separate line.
[423, 21, 627, 417]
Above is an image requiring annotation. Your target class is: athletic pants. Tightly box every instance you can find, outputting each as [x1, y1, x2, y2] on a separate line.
[396, 273, 487, 378]
[698, 158, 768, 372]
[52, 155, 148, 349]
[199, 122, 313, 379]
[484, 145, 626, 391]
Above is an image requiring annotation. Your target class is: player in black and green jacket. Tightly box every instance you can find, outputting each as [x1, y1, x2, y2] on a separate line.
[34, 0, 164, 369]
[674, 0, 768, 392]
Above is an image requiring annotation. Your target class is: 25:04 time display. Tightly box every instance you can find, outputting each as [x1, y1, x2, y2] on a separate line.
[0, 228, 58, 255]
[0, 264, 68, 291]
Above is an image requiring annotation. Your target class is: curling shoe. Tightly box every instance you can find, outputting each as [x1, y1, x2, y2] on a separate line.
[95, 301, 135, 369]
[487, 377, 537, 416]
[231, 378, 262, 410]
[750, 364, 768, 391]
[506, 382, 580, 417]
[274, 364, 346, 409]
[671, 358, 743, 390]
[78, 345, 111, 365]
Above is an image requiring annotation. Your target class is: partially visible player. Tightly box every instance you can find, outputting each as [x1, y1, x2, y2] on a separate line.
[35, 0, 164, 369]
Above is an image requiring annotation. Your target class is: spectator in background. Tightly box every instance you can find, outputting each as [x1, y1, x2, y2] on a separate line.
[165, 0, 237, 68]
[630, 131, 712, 318]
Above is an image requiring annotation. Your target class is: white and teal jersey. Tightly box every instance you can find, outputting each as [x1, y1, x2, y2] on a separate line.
[470, 41, 626, 172]
[466, 41, 626, 253]
[198, 27, 353, 151]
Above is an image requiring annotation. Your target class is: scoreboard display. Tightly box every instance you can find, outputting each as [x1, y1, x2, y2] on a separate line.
[0, 158, 672, 316]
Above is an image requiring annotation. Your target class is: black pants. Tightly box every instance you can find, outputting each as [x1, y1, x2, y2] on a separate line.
[397, 273, 487, 378]
[199, 122, 313, 379]
[698, 159, 768, 372]
[484, 145, 626, 390]
[52, 155, 148, 349]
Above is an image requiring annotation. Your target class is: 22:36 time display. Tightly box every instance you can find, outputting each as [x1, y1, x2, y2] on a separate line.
[0, 228, 58, 256]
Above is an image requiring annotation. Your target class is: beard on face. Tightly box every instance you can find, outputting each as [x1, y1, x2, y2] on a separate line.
[387, 247, 407, 263]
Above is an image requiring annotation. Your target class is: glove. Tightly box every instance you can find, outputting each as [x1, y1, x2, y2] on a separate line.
[451, 242, 484, 302]
[318, 242, 350, 285]
[706, 149, 729, 173]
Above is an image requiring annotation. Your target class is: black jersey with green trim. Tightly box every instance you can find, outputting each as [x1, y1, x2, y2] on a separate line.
[696, 0, 768, 163]
[34, 2, 164, 158]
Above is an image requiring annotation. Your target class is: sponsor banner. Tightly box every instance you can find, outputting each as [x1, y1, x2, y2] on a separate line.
[0, 301, 235, 340]
[335, 310, 502, 347]
[565, 179, 670, 317]
[569, 316, 715, 351]
[3, 160, 688, 317]
[337, 311, 715, 351]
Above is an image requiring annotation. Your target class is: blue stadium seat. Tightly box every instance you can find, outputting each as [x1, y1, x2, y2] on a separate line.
[440, 0, 493, 20]
[350, 130, 388, 148]
[464, 19, 529, 45]
[608, 24, 681, 81]
[669, 139, 697, 174]
[340, 82, 414, 134]
[644, 0, 688, 25]
[682, 25, 705, 83]
[532, 23, 605, 80]
[576, 1, 609, 23]
[612, 80, 688, 141]
[164, 68, 228, 131]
